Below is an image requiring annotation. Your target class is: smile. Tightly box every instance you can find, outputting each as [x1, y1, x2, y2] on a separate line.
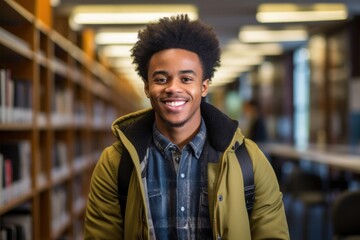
[165, 101, 186, 107]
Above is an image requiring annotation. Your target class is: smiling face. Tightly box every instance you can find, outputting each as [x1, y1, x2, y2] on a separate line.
[145, 48, 209, 136]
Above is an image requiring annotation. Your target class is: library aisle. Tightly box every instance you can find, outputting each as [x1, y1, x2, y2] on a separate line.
[0, 0, 142, 239]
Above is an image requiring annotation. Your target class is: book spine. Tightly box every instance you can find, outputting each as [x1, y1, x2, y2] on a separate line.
[4, 158, 13, 202]
[0, 69, 6, 123]
[0, 141, 32, 203]
[0, 153, 3, 205]
[6, 70, 14, 123]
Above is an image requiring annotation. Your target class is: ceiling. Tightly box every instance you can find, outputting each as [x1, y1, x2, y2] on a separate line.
[53, 0, 360, 102]
[54, 0, 360, 47]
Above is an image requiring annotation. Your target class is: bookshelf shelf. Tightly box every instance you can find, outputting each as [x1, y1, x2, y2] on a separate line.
[0, 0, 142, 239]
[0, 28, 33, 59]
[0, 191, 33, 215]
[0, 124, 34, 130]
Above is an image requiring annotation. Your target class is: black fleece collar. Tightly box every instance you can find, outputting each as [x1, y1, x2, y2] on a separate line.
[121, 102, 239, 161]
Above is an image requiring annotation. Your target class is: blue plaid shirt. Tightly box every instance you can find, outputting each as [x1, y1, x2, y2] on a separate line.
[146, 119, 212, 239]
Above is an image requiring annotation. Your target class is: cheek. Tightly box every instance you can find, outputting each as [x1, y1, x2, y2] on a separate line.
[189, 88, 204, 100]
[146, 87, 162, 100]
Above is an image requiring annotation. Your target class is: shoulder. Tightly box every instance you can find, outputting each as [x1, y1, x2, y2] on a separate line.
[243, 138, 267, 164]
[94, 142, 123, 182]
[243, 138, 276, 182]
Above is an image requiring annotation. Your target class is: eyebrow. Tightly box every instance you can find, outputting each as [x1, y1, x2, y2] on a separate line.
[151, 70, 197, 77]
[180, 70, 197, 76]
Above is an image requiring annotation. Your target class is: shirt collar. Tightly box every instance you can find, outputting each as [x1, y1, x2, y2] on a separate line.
[152, 119, 207, 159]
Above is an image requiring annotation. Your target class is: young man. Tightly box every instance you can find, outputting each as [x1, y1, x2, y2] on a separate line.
[84, 15, 289, 239]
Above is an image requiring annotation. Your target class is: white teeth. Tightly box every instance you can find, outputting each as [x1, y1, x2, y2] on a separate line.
[166, 101, 185, 107]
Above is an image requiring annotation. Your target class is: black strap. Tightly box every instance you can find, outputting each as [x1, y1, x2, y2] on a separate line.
[235, 140, 255, 217]
[118, 147, 133, 221]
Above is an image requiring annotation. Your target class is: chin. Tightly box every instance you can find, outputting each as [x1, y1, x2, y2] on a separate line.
[163, 117, 187, 128]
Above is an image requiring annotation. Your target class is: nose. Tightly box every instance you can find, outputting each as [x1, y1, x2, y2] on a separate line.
[164, 79, 182, 93]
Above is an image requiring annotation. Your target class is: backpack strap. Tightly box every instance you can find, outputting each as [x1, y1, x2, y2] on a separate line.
[118, 139, 255, 220]
[118, 147, 133, 221]
[235, 139, 255, 217]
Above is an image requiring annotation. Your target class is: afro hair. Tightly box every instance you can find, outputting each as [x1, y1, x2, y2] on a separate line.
[131, 14, 221, 82]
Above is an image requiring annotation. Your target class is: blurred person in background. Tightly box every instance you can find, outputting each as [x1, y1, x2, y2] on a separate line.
[243, 99, 268, 143]
[84, 14, 288, 240]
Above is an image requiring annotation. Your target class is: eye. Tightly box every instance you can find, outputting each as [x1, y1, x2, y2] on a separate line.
[182, 77, 193, 83]
[153, 77, 167, 84]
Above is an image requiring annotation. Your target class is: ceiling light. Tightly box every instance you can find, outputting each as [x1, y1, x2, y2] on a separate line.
[257, 3, 348, 23]
[225, 41, 283, 56]
[95, 32, 138, 45]
[70, 4, 198, 28]
[221, 55, 264, 66]
[239, 26, 308, 43]
[50, 0, 61, 7]
[217, 65, 251, 73]
[101, 45, 133, 57]
[111, 57, 134, 68]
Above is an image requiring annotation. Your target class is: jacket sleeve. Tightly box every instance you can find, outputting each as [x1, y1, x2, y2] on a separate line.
[246, 140, 290, 240]
[84, 145, 124, 239]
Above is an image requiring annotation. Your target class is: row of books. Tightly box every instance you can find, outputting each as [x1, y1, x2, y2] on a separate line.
[51, 185, 69, 234]
[0, 68, 117, 127]
[0, 69, 33, 124]
[51, 142, 69, 182]
[93, 100, 117, 127]
[53, 87, 73, 116]
[73, 175, 86, 215]
[0, 203, 32, 240]
[0, 141, 31, 206]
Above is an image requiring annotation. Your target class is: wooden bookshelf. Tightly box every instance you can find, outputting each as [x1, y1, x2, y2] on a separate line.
[0, 0, 142, 239]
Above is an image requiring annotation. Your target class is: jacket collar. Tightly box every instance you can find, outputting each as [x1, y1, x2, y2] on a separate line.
[112, 101, 240, 158]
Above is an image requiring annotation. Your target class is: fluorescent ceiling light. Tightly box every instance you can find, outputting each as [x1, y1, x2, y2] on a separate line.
[221, 55, 264, 66]
[101, 45, 133, 57]
[70, 4, 198, 26]
[211, 74, 241, 86]
[224, 41, 283, 56]
[111, 57, 134, 68]
[217, 66, 251, 74]
[212, 66, 251, 85]
[95, 32, 138, 45]
[257, 3, 347, 23]
[239, 26, 308, 43]
[51, 0, 61, 7]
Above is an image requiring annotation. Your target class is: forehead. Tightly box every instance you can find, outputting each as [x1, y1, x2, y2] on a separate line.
[149, 48, 202, 70]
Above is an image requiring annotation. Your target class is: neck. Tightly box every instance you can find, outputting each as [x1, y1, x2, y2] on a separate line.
[156, 118, 201, 149]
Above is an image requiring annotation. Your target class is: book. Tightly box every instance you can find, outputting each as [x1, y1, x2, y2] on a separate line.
[1, 204, 32, 240]
[0, 69, 33, 124]
[0, 143, 20, 183]
[0, 69, 6, 123]
[14, 78, 33, 123]
[5, 70, 14, 123]
[0, 141, 32, 203]
[0, 153, 3, 205]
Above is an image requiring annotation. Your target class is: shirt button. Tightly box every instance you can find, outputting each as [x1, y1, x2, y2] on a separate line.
[175, 157, 180, 162]
[180, 173, 185, 178]
[180, 206, 185, 212]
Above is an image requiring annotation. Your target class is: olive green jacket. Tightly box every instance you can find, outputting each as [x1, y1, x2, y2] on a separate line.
[84, 102, 289, 240]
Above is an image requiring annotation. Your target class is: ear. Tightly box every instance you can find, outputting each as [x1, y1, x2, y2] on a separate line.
[144, 81, 150, 98]
[201, 79, 210, 97]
